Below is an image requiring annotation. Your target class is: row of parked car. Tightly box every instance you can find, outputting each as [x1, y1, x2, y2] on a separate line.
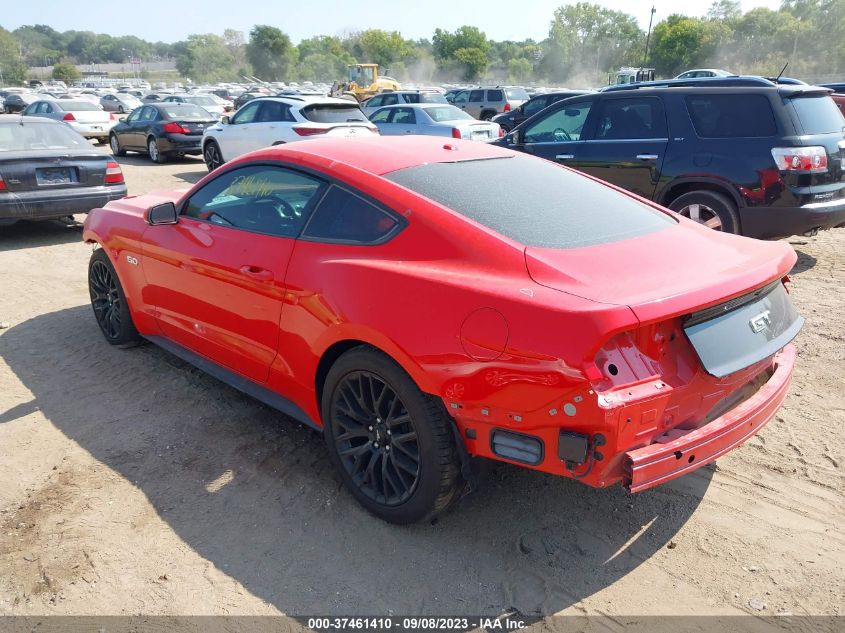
[2, 75, 845, 243]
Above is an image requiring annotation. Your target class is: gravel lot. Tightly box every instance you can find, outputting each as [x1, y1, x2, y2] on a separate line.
[0, 155, 842, 620]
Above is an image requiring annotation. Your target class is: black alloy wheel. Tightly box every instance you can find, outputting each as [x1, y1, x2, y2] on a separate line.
[331, 370, 421, 506]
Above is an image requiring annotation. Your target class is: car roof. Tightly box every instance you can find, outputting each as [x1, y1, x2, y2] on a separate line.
[374, 103, 456, 110]
[246, 136, 511, 177]
[250, 95, 360, 106]
[0, 115, 59, 125]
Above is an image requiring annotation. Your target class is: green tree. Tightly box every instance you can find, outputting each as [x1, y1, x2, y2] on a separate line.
[507, 58, 533, 83]
[246, 25, 297, 81]
[0, 27, 28, 86]
[650, 14, 730, 76]
[175, 34, 238, 83]
[51, 61, 80, 82]
[541, 2, 643, 83]
[454, 47, 488, 81]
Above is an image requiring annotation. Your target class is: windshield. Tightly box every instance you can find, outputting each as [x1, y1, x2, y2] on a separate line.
[57, 101, 100, 111]
[349, 66, 375, 86]
[506, 88, 530, 101]
[789, 95, 845, 134]
[161, 104, 211, 119]
[188, 96, 217, 106]
[302, 104, 368, 123]
[423, 106, 473, 122]
[0, 121, 91, 151]
[386, 155, 674, 249]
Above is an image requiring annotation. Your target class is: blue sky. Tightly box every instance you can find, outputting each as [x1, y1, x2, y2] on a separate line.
[3, 0, 782, 43]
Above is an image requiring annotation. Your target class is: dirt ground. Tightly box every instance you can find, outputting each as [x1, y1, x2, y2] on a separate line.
[0, 154, 843, 621]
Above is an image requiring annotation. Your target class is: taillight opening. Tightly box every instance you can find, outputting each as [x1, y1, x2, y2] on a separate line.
[63, 112, 76, 121]
[503, 103, 511, 113]
[105, 161, 124, 185]
[451, 127, 462, 139]
[0, 174, 6, 191]
[771, 146, 828, 173]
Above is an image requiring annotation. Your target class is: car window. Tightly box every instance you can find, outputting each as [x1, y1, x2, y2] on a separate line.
[302, 186, 401, 244]
[594, 97, 667, 140]
[506, 87, 530, 101]
[182, 165, 326, 238]
[390, 107, 416, 124]
[423, 106, 473, 122]
[161, 104, 207, 119]
[382, 94, 399, 106]
[469, 90, 484, 102]
[487, 89, 504, 101]
[386, 155, 673, 249]
[301, 104, 368, 123]
[370, 109, 392, 123]
[686, 94, 777, 138]
[788, 96, 845, 135]
[258, 100, 294, 122]
[523, 101, 593, 143]
[0, 121, 90, 151]
[126, 109, 141, 122]
[452, 91, 469, 104]
[60, 101, 99, 111]
[232, 101, 261, 125]
[522, 96, 549, 117]
[140, 107, 157, 122]
[367, 95, 383, 108]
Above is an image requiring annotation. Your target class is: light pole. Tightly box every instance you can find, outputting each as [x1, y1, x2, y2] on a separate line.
[642, 6, 657, 69]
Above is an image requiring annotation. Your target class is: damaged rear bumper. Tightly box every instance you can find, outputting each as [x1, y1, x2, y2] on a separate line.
[624, 344, 795, 493]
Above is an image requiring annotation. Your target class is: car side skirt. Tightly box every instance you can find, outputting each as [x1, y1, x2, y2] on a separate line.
[145, 335, 320, 431]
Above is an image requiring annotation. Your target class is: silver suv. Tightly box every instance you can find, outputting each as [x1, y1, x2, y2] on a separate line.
[449, 86, 530, 120]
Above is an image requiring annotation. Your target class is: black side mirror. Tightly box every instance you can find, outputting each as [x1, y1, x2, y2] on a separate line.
[148, 202, 178, 225]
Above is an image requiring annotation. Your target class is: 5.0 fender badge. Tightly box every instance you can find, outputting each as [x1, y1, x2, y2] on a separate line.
[126, 255, 139, 266]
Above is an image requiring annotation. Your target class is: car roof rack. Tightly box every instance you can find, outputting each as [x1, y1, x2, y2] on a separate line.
[601, 76, 776, 92]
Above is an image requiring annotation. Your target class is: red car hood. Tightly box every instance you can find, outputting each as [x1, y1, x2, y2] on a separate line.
[525, 223, 797, 324]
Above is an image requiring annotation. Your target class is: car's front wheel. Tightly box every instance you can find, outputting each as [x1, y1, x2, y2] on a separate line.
[203, 140, 223, 172]
[88, 248, 141, 347]
[669, 190, 740, 234]
[148, 137, 167, 163]
[322, 347, 464, 524]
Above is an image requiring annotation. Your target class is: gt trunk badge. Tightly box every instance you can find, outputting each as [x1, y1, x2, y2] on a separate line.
[749, 309, 772, 333]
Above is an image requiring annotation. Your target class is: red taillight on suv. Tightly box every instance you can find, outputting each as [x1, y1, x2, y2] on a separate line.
[163, 122, 191, 134]
[451, 127, 462, 139]
[63, 112, 76, 121]
[503, 103, 511, 113]
[771, 146, 828, 173]
[498, 127, 504, 138]
[105, 161, 124, 185]
[293, 126, 330, 136]
[0, 173, 6, 191]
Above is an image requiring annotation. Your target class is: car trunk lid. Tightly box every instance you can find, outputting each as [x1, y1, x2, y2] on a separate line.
[524, 223, 797, 324]
[0, 150, 111, 190]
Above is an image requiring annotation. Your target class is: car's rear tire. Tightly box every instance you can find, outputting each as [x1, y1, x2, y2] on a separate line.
[88, 248, 141, 348]
[322, 346, 464, 524]
[203, 140, 223, 172]
[148, 137, 167, 163]
[480, 110, 496, 121]
[109, 133, 125, 157]
[669, 190, 740, 234]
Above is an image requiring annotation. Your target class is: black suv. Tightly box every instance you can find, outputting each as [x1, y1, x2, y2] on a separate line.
[492, 90, 590, 132]
[495, 77, 845, 239]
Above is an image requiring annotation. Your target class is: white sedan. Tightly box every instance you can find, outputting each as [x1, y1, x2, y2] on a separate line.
[22, 99, 116, 142]
[161, 94, 227, 118]
[201, 96, 378, 171]
[369, 104, 502, 141]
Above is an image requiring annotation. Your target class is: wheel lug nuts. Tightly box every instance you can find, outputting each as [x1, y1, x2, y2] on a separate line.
[386, 430, 391, 435]
[385, 446, 390, 451]
[368, 426, 373, 431]
[373, 442, 379, 448]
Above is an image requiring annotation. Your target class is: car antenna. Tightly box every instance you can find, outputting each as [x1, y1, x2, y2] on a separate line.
[775, 62, 788, 83]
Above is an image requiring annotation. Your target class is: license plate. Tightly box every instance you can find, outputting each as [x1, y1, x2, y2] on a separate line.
[472, 130, 490, 139]
[684, 282, 803, 377]
[36, 167, 77, 186]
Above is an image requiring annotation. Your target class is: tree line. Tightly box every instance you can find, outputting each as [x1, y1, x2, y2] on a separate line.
[1, 1, 843, 87]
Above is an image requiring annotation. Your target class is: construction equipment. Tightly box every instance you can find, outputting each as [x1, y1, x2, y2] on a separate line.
[610, 67, 656, 86]
[330, 64, 401, 102]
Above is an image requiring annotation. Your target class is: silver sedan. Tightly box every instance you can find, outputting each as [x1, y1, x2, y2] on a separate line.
[100, 93, 142, 113]
[369, 104, 502, 141]
[22, 99, 116, 142]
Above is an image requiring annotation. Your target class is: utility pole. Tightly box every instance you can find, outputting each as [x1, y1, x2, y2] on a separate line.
[642, 6, 657, 69]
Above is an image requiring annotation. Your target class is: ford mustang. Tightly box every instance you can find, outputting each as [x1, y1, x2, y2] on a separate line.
[82, 136, 803, 524]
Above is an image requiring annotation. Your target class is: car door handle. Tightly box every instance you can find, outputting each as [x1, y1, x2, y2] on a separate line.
[556, 154, 575, 160]
[239, 265, 274, 281]
[636, 154, 659, 161]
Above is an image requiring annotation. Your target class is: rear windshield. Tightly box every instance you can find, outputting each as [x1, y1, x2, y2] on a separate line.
[789, 96, 845, 134]
[423, 106, 473, 122]
[161, 104, 210, 119]
[385, 155, 674, 249]
[0, 121, 90, 151]
[302, 104, 368, 123]
[686, 94, 777, 137]
[188, 96, 217, 106]
[57, 101, 100, 111]
[506, 88, 530, 101]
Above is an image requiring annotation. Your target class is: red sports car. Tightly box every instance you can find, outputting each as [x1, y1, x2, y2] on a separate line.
[83, 136, 803, 523]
